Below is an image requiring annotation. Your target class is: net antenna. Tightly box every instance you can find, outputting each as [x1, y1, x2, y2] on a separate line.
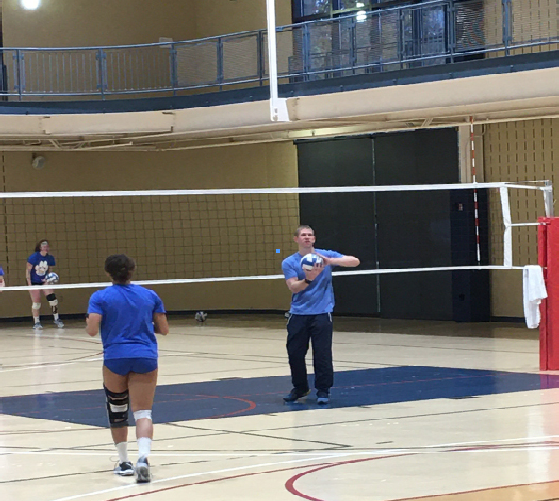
[470, 117, 481, 265]
[265, 0, 289, 122]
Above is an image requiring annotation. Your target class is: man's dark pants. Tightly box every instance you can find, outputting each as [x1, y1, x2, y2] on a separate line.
[286, 313, 333, 392]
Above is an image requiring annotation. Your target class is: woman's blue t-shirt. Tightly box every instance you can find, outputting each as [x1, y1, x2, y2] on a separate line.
[88, 284, 166, 360]
[27, 252, 55, 284]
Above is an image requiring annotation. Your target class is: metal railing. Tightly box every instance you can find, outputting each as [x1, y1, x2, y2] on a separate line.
[0, 0, 556, 100]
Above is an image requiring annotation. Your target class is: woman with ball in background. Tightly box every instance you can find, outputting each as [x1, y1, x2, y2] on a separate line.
[281, 225, 359, 405]
[26, 239, 64, 330]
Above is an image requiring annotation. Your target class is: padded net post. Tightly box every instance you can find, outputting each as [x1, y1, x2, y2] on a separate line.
[538, 217, 559, 370]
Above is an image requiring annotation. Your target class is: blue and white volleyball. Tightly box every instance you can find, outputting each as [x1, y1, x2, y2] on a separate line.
[195, 311, 208, 322]
[300, 253, 323, 271]
[45, 272, 59, 284]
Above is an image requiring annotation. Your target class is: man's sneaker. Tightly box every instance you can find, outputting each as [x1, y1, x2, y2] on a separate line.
[135, 457, 151, 483]
[114, 461, 134, 476]
[54, 319, 64, 328]
[32, 322, 43, 330]
[317, 390, 330, 405]
[283, 388, 310, 403]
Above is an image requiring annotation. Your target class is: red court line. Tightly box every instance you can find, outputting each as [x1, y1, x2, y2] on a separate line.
[285, 446, 559, 501]
[212, 396, 257, 418]
[192, 394, 257, 419]
[104, 462, 331, 501]
[285, 454, 408, 501]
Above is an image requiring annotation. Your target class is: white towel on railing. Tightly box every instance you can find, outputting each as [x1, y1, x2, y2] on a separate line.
[523, 265, 547, 329]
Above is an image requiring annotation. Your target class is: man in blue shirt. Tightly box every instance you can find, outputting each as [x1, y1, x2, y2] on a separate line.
[281, 225, 360, 404]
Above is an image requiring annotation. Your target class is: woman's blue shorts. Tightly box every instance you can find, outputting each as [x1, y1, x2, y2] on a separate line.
[104, 358, 158, 376]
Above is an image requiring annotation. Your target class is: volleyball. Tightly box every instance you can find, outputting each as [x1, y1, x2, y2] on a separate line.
[300, 253, 323, 271]
[45, 272, 59, 284]
[195, 311, 207, 322]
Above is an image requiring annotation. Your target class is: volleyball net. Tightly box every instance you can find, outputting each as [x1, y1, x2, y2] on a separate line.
[0, 181, 551, 292]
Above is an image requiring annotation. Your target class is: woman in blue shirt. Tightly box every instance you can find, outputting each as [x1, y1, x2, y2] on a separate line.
[86, 254, 169, 483]
[26, 239, 64, 329]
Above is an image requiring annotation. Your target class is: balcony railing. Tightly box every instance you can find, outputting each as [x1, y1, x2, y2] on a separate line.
[1, 0, 557, 100]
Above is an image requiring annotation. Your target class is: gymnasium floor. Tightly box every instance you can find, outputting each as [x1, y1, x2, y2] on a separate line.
[1, 314, 559, 501]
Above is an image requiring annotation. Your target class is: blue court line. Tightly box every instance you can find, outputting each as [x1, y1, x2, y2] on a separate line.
[1, 366, 558, 428]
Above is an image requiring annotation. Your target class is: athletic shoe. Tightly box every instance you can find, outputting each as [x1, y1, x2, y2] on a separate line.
[283, 388, 310, 402]
[114, 461, 134, 476]
[53, 319, 64, 328]
[135, 457, 151, 483]
[32, 322, 43, 330]
[317, 390, 330, 405]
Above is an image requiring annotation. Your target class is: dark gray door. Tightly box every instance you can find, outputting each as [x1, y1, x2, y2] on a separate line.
[296, 128, 462, 319]
[297, 137, 378, 315]
[373, 128, 459, 320]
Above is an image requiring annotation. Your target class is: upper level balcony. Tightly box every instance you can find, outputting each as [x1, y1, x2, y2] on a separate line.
[0, 0, 557, 150]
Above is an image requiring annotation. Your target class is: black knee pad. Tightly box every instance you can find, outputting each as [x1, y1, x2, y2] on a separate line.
[104, 385, 129, 428]
[46, 293, 56, 302]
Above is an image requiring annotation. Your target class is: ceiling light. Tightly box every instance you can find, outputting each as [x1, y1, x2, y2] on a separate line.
[21, 0, 41, 10]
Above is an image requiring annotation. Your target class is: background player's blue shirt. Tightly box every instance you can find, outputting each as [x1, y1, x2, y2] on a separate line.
[27, 252, 55, 284]
[0, 266, 4, 276]
[88, 284, 166, 360]
[282, 249, 344, 315]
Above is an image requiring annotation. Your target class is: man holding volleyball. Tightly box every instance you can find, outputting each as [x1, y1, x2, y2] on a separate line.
[281, 225, 359, 404]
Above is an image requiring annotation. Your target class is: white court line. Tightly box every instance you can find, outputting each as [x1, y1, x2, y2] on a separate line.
[47, 453, 357, 501]
[2, 432, 558, 458]
[1, 450, 397, 457]
[1, 334, 100, 372]
[0, 358, 103, 373]
[4, 446, 559, 459]
[0, 353, 198, 372]
[21, 334, 101, 344]
[424, 434, 559, 449]
[43, 440, 559, 501]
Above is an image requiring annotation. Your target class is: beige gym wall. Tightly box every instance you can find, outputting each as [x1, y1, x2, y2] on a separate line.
[2, 0, 292, 48]
[484, 0, 558, 57]
[483, 118, 557, 318]
[2, 0, 197, 47]
[0, 142, 299, 319]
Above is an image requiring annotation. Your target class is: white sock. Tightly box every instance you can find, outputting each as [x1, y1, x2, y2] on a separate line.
[116, 442, 128, 463]
[34, 317, 40, 324]
[115, 442, 128, 463]
[53, 312, 60, 321]
[137, 437, 151, 461]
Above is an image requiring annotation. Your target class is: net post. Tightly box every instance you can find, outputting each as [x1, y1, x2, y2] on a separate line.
[539, 217, 549, 370]
[265, 0, 289, 122]
[539, 217, 559, 370]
